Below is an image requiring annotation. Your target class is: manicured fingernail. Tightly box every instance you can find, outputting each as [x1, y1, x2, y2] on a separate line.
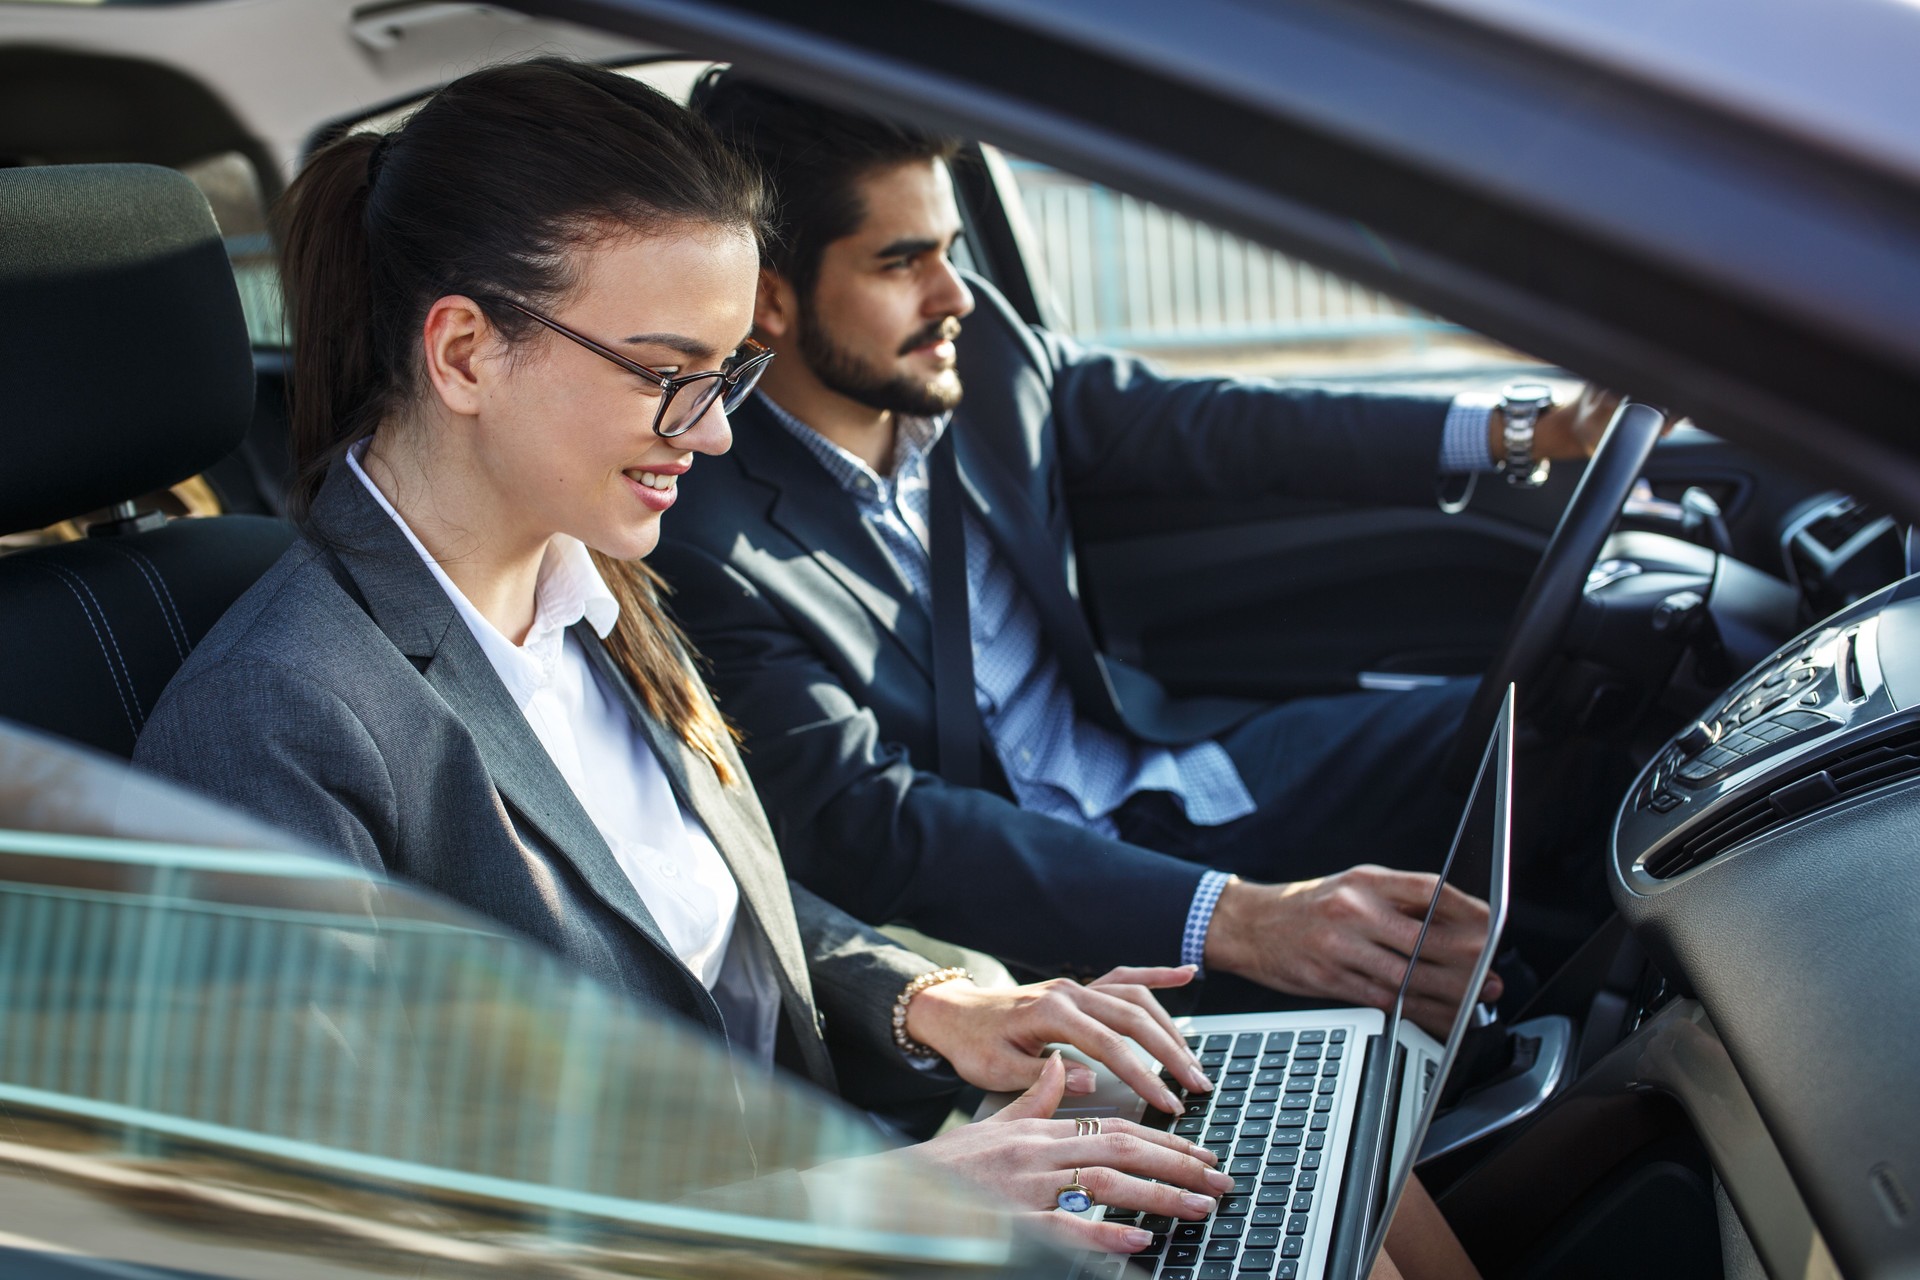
[1159, 1088, 1182, 1112]
[1189, 1071, 1213, 1092]
[1066, 1066, 1097, 1093]
[1207, 1169, 1234, 1191]
[1189, 1142, 1217, 1164]
[1180, 1194, 1215, 1216]
[1121, 1228, 1152, 1250]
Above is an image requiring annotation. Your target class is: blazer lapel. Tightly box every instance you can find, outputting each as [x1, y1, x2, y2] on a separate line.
[578, 636, 831, 1081]
[306, 465, 692, 979]
[948, 413, 1125, 726]
[729, 397, 936, 684]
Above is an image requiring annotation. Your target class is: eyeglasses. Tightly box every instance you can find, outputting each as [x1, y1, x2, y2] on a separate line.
[486, 297, 774, 438]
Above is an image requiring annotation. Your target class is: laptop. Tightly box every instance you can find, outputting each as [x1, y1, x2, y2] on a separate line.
[978, 685, 1515, 1280]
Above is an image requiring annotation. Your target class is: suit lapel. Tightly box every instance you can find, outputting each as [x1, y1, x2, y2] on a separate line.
[307, 465, 694, 983]
[729, 397, 936, 683]
[577, 636, 831, 1083]
[948, 410, 1123, 723]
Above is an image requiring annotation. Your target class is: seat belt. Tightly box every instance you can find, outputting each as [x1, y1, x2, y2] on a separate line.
[928, 432, 984, 789]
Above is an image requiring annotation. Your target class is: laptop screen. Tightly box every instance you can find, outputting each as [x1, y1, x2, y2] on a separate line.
[1356, 684, 1514, 1275]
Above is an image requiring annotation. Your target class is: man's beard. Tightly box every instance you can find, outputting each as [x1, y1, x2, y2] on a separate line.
[797, 297, 964, 417]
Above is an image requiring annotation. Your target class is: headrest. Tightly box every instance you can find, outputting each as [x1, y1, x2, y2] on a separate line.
[0, 164, 253, 536]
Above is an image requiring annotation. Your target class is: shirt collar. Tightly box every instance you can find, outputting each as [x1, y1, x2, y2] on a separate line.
[758, 392, 948, 498]
[345, 442, 620, 698]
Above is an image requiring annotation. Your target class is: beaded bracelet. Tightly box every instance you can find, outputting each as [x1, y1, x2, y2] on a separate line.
[890, 966, 970, 1061]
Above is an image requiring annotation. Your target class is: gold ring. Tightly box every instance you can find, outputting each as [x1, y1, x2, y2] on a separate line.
[1055, 1169, 1093, 1213]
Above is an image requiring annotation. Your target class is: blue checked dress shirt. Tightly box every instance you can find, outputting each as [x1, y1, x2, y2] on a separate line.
[761, 393, 1495, 968]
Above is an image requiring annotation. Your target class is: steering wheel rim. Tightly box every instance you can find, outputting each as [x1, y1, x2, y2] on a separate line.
[1443, 400, 1669, 786]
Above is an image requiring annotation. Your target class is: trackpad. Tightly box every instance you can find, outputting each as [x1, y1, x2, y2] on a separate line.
[974, 1046, 1155, 1122]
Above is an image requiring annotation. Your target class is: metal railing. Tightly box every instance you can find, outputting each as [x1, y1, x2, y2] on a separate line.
[1007, 163, 1455, 350]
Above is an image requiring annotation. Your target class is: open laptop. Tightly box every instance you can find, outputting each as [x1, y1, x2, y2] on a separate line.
[980, 685, 1515, 1280]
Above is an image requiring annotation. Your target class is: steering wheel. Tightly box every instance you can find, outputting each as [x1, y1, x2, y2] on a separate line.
[1443, 400, 1668, 786]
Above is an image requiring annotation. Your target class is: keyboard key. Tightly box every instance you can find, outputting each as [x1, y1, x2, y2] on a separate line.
[1294, 1044, 1322, 1061]
[1231, 1175, 1258, 1195]
[1206, 1126, 1236, 1144]
[1327, 1044, 1344, 1060]
[1229, 1156, 1261, 1175]
[1321, 1059, 1340, 1076]
[1224, 1072, 1253, 1093]
[1234, 1138, 1266, 1156]
[1200, 1266, 1234, 1280]
[1309, 1119, 1329, 1135]
[1273, 1129, 1304, 1145]
[1302, 1152, 1322, 1169]
[1276, 1114, 1307, 1129]
[1276, 1263, 1299, 1279]
[1185, 1099, 1212, 1117]
[1240, 1120, 1272, 1139]
[1281, 1094, 1311, 1110]
[1288, 1061, 1316, 1076]
[1169, 1245, 1201, 1266]
[1211, 1218, 1246, 1238]
[1175, 1119, 1207, 1136]
[1239, 1251, 1277, 1271]
[1106, 1210, 1142, 1224]
[1330, 1029, 1345, 1043]
[1317, 1079, 1337, 1095]
[1251, 1206, 1286, 1225]
[1259, 1053, 1289, 1070]
[1246, 1102, 1277, 1120]
[1217, 1091, 1248, 1110]
[1256, 1187, 1289, 1205]
[1186, 1035, 1203, 1049]
[1286, 1214, 1311, 1234]
[1251, 1085, 1282, 1101]
[1265, 1032, 1294, 1051]
[1141, 1216, 1174, 1233]
[1201, 1051, 1228, 1068]
[1314, 1097, 1333, 1112]
[1292, 1192, 1314, 1212]
[1282, 1238, 1304, 1258]
[1248, 1227, 1281, 1249]
[1296, 1172, 1317, 1190]
[1266, 1149, 1298, 1168]
[1139, 1234, 1167, 1256]
[1260, 1166, 1293, 1186]
[1206, 1144, 1234, 1162]
[1163, 1269, 1195, 1280]
[1205, 1034, 1233, 1052]
[1255, 1071, 1287, 1087]
[1174, 1223, 1207, 1243]
[1213, 1108, 1243, 1127]
[1233, 1033, 1263, 1058]
[1218, 1196, 1251, 1217]
[1205, 1240, 1240, 1260]
[1298, 1031, 1325, 1045]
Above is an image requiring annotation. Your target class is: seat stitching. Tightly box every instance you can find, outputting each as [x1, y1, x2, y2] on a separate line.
[102, 544, 189, 661]
[24, 563, 141, 739]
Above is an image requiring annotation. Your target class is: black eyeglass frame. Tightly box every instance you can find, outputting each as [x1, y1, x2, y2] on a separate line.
[485, 296, 774, 438]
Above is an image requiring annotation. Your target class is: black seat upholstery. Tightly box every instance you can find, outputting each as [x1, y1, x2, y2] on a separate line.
[0, 164, 296, 757]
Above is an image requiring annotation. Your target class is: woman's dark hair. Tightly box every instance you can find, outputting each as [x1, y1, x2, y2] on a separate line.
[689, 69, 959, 300]
[276, 57, 762, 781]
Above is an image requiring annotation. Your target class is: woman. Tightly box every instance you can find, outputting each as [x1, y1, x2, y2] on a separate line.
[133, 57, 1223, 1256]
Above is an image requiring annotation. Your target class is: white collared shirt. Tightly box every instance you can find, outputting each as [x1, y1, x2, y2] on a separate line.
[347, 445, 777, 1060]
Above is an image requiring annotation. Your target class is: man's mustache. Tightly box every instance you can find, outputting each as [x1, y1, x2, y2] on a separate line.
[898, 316, 963, 356]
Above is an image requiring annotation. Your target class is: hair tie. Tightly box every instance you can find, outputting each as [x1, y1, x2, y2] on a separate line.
[366, 133, 395, 188]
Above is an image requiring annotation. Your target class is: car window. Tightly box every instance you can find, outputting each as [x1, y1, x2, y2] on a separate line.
[179, 150, 284, 348]
[993, 151, 1549, 384]
[0, 725, 1038, 1277]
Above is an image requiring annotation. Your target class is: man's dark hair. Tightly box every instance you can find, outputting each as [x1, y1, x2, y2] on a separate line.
[691, 69, 960, 300]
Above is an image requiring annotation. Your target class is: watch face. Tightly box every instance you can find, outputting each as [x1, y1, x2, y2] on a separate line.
[1503, 382, 1554, 411]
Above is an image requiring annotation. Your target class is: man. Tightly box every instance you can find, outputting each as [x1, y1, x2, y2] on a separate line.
[655, 72, 1610, 1013]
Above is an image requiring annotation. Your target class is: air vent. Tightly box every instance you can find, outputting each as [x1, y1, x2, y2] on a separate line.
[1804, 499, 1878, 551]
[1644, 722, 1920, 878]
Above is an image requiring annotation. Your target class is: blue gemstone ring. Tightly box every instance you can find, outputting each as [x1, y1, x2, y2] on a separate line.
[1056, 1170, 1094, 1213]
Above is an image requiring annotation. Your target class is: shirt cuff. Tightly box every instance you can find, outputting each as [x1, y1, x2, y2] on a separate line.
[1439, 395, 1499, 475]
[1181, 870, 1232, 972]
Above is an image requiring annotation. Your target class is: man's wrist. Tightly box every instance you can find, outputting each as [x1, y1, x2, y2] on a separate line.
[1200, 874, 1251, 976]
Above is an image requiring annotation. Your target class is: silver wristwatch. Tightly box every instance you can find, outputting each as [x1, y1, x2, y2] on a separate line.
[1499, 382, 1555, 488]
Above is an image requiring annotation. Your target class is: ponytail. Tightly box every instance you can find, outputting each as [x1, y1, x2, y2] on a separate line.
[270, 58, 765, 783]
[274, 132, 385, 521]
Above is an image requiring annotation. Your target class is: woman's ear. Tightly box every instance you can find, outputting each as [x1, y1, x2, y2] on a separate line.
[419, 295, 491, 417]
[753, 266, 796, 342]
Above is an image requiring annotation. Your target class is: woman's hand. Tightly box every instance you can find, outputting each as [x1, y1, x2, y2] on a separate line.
[913, 1051, 1232, 1253]
[904, 966, 1211, 1113]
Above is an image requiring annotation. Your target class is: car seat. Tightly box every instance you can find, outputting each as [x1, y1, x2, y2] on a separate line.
[0, 163, 296, 757]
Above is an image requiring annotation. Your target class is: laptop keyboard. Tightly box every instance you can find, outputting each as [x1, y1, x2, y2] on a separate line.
[1077, 1028, 1345, 1280]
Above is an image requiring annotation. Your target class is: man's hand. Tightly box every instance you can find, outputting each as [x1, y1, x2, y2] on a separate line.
[905, 966, 1212, 1113]
[1202, 868, 1501, 1038]
[1488, 383, 1621, 463]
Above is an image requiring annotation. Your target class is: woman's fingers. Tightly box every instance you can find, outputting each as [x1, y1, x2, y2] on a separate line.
[1042, 1004, 1184, 1112]
[1029, 1209, 1157, 1255]
[1087, 971, 1205, 1088]
[992, 1049, 1068, 1123]
[1050, 1127, 1231, 1196]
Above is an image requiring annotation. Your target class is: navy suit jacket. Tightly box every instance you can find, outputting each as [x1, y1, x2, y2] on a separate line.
[650, 276, 1455, 975]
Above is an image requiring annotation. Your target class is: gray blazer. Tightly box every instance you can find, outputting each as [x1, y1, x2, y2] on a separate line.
[135, 463, 943, 1106]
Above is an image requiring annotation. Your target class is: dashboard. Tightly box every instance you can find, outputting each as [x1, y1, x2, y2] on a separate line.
[1606, 576, 1920, 1278]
